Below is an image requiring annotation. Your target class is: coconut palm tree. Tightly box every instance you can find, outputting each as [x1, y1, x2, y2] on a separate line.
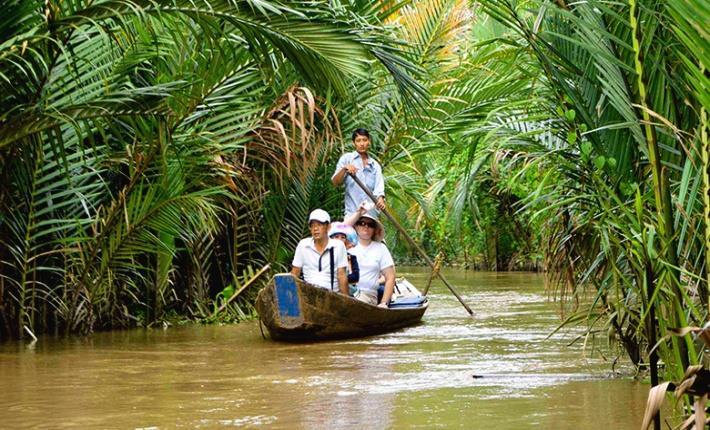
[331, 0, 539, 268]
[471, 0, 708, 382]
[0, 0, 421, 339]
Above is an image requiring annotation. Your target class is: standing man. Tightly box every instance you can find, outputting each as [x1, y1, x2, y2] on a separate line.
[331, 128, 386, 217]
[291, 209, 349, 295]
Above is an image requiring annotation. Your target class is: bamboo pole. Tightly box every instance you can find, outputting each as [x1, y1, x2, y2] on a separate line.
[646, 263, 660, 430]
[213, 264, 270, 317]
[700, 101, 709, 314]
[347, 173, 474, 316]
[629, 0, 692, 374]
[423, 252, 443, 295]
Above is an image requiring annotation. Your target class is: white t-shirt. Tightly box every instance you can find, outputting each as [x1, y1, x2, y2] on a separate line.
[292, 238, 348, 290]
[349, 241, 394, 291]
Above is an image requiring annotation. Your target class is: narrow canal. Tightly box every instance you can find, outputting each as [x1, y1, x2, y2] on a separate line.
[0, 270, 649, 429]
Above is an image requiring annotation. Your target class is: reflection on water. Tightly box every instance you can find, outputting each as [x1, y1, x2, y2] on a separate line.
[0, 270, 649, 429]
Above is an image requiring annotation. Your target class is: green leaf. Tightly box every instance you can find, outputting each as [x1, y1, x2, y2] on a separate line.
[593, 155, 606, 170]
[580, 141, 592, 156]
[567, 130, 577, 145]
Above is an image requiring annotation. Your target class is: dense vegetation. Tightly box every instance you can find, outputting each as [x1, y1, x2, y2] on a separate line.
[1, 0, 709, 392]
[0, 0, 425, 339]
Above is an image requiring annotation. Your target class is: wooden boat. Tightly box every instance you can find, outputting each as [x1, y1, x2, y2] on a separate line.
[255, 273, 429, 341]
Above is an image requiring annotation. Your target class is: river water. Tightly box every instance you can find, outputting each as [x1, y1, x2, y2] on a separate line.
[0, 269, 650, 429]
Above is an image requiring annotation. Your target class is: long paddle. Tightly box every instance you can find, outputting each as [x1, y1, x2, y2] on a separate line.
[347, 172, 474, 316]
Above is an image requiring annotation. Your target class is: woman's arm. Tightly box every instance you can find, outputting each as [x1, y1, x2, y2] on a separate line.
[378, 266, 395, 307]
[373, 162, 385, 210]
[343, 202, 368, 226]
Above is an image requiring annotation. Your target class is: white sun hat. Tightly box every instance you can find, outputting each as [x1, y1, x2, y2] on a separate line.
[356, 213, 385, 241]
[308, 209, 330, 224]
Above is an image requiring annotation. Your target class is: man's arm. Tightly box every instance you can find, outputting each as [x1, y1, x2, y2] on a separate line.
[291, 241, 305, 279]
[334, 242, 349, 294]
[332, 154, 357, 186]
[332, 165, 347, 186]
[378, 266, 395, 307]
[337, 267, 348, 295]
[374, 162, 386, 210]
[332, 164, 359, 186]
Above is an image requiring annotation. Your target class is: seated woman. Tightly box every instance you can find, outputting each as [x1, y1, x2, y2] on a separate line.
[344, 204, 395, 308]
[328, 222, 360, 287]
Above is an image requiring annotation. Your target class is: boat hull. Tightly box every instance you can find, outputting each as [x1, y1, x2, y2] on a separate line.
[255, 274, 428, 341]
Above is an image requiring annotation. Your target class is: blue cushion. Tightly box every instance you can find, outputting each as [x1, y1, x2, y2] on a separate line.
[389, 295, 426, 308]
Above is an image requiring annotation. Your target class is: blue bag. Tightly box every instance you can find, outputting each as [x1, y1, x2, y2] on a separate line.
[388, 295, 427, 308]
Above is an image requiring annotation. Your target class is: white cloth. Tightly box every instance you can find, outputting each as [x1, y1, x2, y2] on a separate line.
[292, 238, 348, 290]
[353, 288, 378, 305]
[349, 241, 394, 292]
[332, 151, 385, 217]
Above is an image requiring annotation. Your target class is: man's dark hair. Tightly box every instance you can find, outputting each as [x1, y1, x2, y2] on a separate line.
[351, 128, 370, 141]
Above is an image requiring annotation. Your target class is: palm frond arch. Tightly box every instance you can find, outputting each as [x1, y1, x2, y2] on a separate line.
[0, 0, 421, 338]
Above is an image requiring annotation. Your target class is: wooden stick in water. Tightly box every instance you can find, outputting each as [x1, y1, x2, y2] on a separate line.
[347, 173, 474, 316]
[423, 252, 443, 296]
[213, 263, 271, 317]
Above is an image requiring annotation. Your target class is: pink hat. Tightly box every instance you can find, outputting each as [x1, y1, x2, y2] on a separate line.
[329, 222, 358, 244]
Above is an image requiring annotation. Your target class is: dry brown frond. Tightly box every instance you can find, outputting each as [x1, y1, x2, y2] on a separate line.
[246, 86, 342, 193]
[641, 381, 671, 430]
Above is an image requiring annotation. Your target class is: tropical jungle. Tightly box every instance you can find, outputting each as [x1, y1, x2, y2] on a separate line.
[1, 0, 709, 426]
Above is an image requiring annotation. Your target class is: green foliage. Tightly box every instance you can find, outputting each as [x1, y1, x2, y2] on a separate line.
[473, 0, 709, 380]
[0, 0, 420, 340]
[2, 0, 707, 392]
[331, 1, 543, 270]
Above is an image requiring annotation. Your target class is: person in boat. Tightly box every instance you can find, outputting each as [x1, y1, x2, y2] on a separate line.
[328, 222, 360, 288]
[344, 206, 395, 308]
[331, 128, 386, 217]
[290, 209, 349, 295]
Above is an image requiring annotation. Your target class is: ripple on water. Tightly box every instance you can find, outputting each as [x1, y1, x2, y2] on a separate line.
[0, 271, 646, 429]
[195, 415, 278, 428]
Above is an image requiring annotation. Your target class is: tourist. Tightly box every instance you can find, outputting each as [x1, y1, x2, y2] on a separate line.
[290, 209, 349, 294]
[328, 222, 360, 287]
[344, 207, 395, 308]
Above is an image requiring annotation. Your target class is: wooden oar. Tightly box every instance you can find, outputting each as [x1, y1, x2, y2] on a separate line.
[347, 172, 474, 316]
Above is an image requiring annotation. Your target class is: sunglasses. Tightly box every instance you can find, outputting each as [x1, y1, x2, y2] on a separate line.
[356, 221, 377, 228]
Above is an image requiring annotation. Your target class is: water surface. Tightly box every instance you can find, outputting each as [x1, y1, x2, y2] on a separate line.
[0, 270, 649, 429]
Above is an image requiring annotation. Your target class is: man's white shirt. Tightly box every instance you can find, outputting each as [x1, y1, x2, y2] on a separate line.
[292, 238, 348, 290]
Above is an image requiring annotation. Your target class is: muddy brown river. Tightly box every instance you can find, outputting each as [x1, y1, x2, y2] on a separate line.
[0, 270, 651, 429]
